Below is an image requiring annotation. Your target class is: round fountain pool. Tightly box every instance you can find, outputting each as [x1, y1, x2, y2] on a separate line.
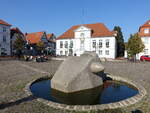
[30, 79, 139, 105]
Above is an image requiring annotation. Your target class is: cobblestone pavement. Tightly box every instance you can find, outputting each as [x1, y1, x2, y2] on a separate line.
[101, 62, 150, 113]
[0, 60, 150, 113]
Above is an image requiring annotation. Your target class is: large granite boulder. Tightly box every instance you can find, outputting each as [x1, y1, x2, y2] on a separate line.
[51, 52, 104, 93]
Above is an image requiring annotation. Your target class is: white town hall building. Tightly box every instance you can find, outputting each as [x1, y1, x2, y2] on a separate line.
[56, 23, 117, 59]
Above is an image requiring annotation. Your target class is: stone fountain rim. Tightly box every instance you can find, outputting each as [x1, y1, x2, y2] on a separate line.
[24, 74, 147, 111]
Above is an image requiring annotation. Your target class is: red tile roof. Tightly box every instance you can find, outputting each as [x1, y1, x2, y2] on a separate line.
[139, 20, 150, 37]
[11, 27, 24, 35]
[140, 20, 150, 27]
[57, 23, 115, 40]
[26, 32, 45, 44]
[0, 19, 11, 26]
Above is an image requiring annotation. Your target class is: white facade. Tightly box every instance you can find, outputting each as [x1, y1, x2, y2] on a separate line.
[0, 24, 11, 55]
[136, 37, 150, 59]
[56, 26, 117, 59]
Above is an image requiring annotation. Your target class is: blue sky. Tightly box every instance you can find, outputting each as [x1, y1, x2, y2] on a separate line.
[1, 0, 150, 42]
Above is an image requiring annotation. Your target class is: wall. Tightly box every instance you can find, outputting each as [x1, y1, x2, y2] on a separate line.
[56, 36, 116, 59]
[90, 37, 116, 59]
[136, 37, 150, 59]
[56, 25, 116, 59]
[0, 24, 11, 55]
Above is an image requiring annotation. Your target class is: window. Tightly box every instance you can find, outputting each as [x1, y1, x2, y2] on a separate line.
[99, 50, 102, 55]
[0, 48, 7, 55]
[144, 28, 149, 34]
[3, 27, 6, 32]
[65, 51, 68, 55]
[92, 40, 96, 48]
[1, 48, 7, 55]
[60, 51, 63, 55]
[65, 41, 68, 48]
[105, 50, 109, 55]
[99, 40, 102, 48]
[143, 49, 148, 54]
[70, 40, 73, 48]
[60, 41, 63, 48]
[3, 35, 6, 42]
[1, 48, 6, 51]
[144, 38, 149, 44]
[106, 39, 109, 48]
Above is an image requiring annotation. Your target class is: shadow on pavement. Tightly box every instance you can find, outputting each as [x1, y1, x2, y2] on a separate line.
[0, 95, 37, 109]
[132, 109, 143, 113]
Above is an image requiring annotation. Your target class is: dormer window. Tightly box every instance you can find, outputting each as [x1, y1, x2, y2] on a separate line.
[144, 28, 149, 34]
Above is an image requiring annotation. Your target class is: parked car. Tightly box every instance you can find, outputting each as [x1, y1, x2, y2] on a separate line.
[140, 55, 150, 61]
[36, 55, 48, 62]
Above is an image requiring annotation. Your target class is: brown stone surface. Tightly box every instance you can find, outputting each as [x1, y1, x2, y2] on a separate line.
[0, 60, 150, 113]
[51, 52, 104, 93]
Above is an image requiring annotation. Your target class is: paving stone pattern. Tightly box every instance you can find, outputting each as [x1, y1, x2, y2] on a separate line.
[0, 60, 150, 113]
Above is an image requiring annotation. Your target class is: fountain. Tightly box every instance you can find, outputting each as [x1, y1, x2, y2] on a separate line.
[51, 52, 104, 93]
[26, 52, 147, 111]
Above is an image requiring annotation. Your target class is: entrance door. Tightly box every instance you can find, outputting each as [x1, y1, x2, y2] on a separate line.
[69, 49, 73, 56]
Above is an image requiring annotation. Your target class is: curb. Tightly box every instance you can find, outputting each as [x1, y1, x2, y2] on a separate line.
[25, 74, 147, 111]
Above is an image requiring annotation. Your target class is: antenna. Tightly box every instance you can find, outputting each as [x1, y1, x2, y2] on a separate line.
[82, 8, 84, 25]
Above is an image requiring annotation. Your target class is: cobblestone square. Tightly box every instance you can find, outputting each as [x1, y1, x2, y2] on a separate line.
[0, 60, 150, 113]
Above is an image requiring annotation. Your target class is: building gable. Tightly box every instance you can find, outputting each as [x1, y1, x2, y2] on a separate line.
[74, 26, 91, 38]
[26, 32, 48, 44]
[41, 32, 48, 42]
[0, 19, 11, 26]
[139, 20, 150, 37]
[57, 23, 115, 40]
[74, 26, 91, 32]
